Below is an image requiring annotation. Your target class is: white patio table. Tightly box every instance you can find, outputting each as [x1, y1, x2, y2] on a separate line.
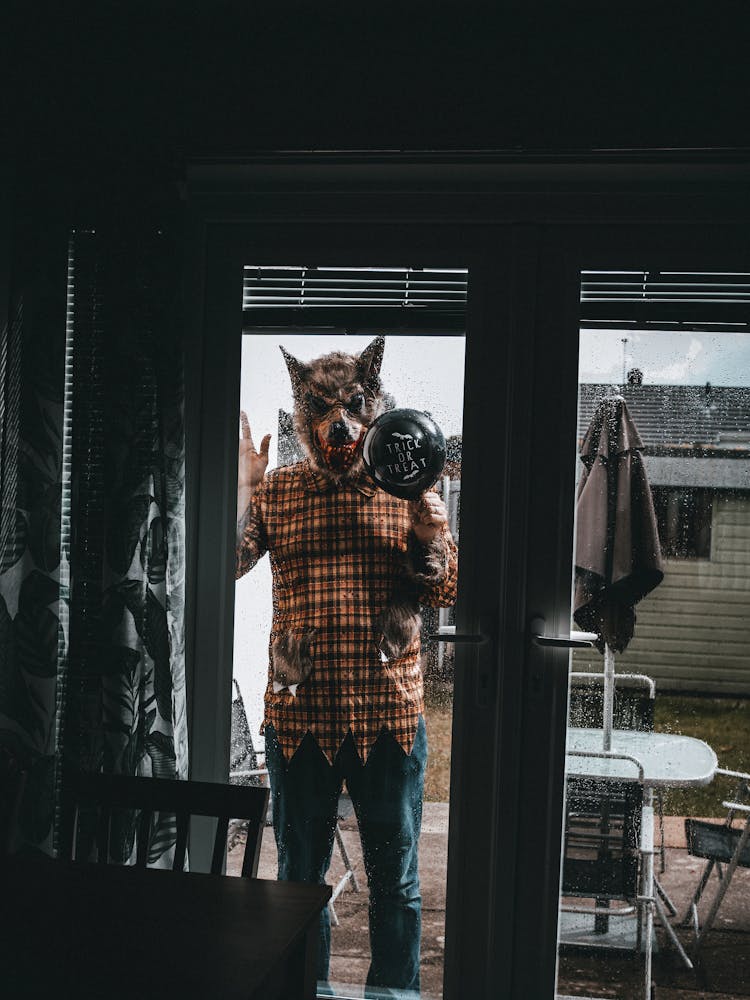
[566, 728, 717, 788]
[563, 727, 718, 973]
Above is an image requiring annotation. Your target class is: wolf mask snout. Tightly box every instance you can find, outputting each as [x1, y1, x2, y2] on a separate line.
[329, 418, 354, 444]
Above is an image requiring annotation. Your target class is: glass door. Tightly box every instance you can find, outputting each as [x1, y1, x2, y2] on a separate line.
[184, 228, 527, 1000]
[230, 271, 466, 999]
[186, 217, 524, 1000]
[547, 254, 750, 999]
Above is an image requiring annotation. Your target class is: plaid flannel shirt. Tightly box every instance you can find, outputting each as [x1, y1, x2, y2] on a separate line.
[236, 459, 458, 763]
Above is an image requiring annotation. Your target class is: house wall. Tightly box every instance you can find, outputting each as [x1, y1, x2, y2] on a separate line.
[573, 493, 750, 694]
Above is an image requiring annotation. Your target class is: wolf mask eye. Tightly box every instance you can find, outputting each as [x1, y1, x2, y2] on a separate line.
[307, 394, 330, 415]
[346, 394, 365, 414]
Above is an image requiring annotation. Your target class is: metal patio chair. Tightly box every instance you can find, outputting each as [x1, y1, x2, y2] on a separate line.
[559, 754, 656, 1000]
[568, 672, 669, 878]
[568, 672, 655, 732]
[681, 767, 750, 950]
[230, 679, 268, 787]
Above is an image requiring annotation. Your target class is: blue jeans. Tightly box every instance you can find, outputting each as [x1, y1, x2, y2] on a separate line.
[264, 717, 427, 997]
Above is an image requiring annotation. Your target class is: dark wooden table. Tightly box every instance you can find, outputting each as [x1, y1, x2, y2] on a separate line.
[0, 857, 331, 999]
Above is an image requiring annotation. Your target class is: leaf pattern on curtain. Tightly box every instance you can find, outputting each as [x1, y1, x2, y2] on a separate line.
[64, 226, 188, 866]
[0, 221, 188, 861]
[0, 255, 67, 851]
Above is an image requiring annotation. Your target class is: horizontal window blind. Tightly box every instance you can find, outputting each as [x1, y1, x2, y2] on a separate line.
[242, 266, 749, 332]
[243, 266, 468, 309]
[580, 271, 750, 331]
[242, 265, 468, 332]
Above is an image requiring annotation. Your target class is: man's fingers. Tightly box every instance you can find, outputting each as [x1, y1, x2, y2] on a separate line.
[240, 413, 271, 467]
[409, 493, 448, 524]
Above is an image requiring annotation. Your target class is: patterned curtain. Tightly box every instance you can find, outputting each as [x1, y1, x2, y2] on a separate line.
[0, 241, 67, 852]
[0, 221, 188, 862]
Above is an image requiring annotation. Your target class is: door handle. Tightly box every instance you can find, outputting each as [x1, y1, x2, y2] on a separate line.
[529, 617, 598, 649]
[428, 620, 494, 706]
[428, 625, 489, 645]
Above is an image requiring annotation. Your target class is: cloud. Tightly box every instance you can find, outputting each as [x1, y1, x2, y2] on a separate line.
[650, 337, 704, 382]
[687, 338, 704, 362]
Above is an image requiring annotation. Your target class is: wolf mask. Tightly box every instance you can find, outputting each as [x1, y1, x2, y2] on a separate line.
[281, 336, 387, 483]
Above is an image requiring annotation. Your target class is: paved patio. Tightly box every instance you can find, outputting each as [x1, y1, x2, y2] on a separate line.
[228, 808, 750, 999]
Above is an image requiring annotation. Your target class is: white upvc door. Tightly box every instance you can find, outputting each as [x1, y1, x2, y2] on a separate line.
[525, 224, 750, 1000]
[183, 170, 750, 999]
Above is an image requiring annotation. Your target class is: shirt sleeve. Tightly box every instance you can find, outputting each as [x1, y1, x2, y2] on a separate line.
[235, 481, 269, 580]
[407, 526, 459, 608]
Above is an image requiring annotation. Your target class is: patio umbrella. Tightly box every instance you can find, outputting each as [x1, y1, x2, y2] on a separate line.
[573, 394, 664, 749]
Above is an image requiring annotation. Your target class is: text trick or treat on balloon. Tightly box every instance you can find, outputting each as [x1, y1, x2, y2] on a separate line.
[362, 408, 447, 500]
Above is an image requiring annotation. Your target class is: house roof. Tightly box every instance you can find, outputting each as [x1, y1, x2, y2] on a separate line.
[578, 384, 750, 451]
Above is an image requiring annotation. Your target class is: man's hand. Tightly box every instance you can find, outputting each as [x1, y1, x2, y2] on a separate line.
[237, 412, 270, 527]
[408, 490, 448, 545]
[239, 411, 271, 490]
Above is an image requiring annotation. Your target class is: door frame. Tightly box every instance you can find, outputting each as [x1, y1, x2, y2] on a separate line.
[182, 154, 750, 999]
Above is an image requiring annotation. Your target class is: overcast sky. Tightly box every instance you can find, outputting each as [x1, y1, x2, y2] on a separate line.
[579, 328, 750, 387]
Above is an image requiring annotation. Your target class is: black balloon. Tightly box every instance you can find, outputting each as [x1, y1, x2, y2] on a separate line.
[362, 408, 447, 500]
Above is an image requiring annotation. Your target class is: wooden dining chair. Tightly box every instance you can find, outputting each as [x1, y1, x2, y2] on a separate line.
[0, 757, 27, 856]
[60, 770, 269, 877]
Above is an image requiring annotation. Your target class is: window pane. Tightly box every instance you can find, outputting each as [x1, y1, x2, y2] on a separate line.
[557, 278, 750, 998]
[652, 486, 713, 558]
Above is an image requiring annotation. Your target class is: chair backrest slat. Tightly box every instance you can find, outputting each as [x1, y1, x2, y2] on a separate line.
[1, 768, 27, 857]
[241, 813, 264, 879]
[173, 812, 190, 871]
[62, 771, 268, 878]
[136, 809, 153, 867]
[96, 804, 112, 864]
[211, 816, 230, 875]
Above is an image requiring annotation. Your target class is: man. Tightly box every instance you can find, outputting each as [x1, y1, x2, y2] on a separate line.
[236, 337, 458, 996]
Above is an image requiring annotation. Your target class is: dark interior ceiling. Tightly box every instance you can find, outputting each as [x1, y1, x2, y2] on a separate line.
[6, 2, 750, 225]
[10, 4, 750, 161]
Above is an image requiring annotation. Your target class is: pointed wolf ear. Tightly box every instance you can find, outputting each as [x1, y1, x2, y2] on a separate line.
[280, 346, 309, 394]
[358, 337, 385, 390]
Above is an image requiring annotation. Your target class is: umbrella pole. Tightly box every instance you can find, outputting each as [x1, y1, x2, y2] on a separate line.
[603, 643, 615, 750]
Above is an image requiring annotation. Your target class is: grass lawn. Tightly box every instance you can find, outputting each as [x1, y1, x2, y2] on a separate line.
[423, 682, 453, 801]
[424, 689, 750, 816]
[655, 696, 750, 817]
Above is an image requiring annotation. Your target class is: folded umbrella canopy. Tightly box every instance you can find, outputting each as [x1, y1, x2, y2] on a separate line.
[573, 395, 664, 747]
